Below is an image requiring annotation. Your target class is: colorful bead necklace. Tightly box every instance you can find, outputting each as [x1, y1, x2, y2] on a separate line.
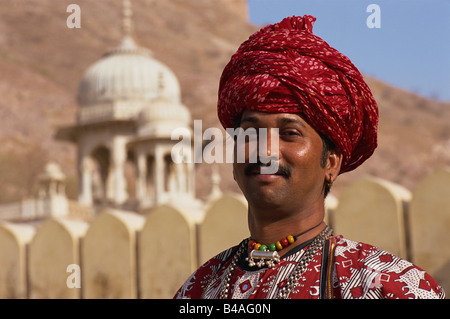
[245, 221, 324, 268]
[248, 221, 323, 252]
[249, 235, 294, 252]
[219, 226, 333, 298]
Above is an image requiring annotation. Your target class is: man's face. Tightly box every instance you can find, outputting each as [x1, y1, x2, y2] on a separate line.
[233, 109, 328, 216]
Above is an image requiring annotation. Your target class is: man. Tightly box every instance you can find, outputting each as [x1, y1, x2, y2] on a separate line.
[174, 15, 445, 299]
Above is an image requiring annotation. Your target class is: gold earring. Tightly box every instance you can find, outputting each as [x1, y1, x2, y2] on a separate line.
[327, 175, 334, 188]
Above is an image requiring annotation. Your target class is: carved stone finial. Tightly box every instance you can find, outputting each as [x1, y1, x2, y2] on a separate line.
[123, 0, 133, 35]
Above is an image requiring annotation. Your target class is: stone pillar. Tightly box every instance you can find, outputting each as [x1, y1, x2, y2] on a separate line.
[136, 151, 147, 204]
[154, 146, 165, 205]
[78, 156, 93, 206]
[110, 136, 128, 205]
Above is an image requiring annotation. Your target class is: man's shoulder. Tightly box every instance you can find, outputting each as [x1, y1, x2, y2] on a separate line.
[197, 245, 239, 274]
[333, 235, 416, 275]
[173, 245, 237, 299]
[333, 235, 394, 261]
[332, 235, 445, 299]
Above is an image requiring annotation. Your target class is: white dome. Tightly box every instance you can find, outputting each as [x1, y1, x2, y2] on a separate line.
[138, 96, 192, 137]
[78, 36, 181, 107]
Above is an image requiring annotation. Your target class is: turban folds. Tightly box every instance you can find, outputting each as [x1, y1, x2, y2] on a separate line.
[218, 15, 378, 174]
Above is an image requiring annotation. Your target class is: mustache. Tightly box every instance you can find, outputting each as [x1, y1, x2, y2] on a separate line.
[244, 162, 291, 177]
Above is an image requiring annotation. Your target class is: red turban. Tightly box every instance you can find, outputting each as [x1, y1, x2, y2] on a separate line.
[218, 15, 378, 174]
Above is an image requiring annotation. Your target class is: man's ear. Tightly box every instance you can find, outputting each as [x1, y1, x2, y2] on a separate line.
[326, 149, 343, 182]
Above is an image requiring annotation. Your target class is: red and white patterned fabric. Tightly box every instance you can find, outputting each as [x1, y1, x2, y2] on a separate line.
[174, 235, 445, 299]
[217, 15, 378, 174]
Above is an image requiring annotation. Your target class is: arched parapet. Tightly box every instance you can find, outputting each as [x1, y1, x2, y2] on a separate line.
[0, 222, 35, 298]
[334, 176, 412, 259]
[82, 208, 144, 298]
[199, 193, 249, 265]
[139, 204, 197, 298]
[28, 218, 88, 298]
[410, 167, 450, 293]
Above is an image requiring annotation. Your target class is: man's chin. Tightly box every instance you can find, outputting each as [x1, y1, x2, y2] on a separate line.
[243, 186, 287, 208]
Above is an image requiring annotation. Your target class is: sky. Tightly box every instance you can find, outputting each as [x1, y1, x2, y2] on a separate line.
[247, 0, 450, 102]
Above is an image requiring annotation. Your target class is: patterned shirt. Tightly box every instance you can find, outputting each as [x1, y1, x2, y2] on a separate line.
[174, 235, 445, 299]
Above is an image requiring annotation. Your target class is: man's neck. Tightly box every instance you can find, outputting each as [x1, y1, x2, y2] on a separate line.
[247, 204, 326, 257]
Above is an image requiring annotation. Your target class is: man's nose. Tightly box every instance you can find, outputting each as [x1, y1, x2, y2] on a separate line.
[258, 128, 280, 164]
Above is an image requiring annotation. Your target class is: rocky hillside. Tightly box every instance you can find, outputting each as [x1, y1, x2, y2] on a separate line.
[0, 0, 448, 203]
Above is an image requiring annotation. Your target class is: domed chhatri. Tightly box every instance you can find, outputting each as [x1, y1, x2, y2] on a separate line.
[77, 34, 182, 124]
[56, 0, 197, 209]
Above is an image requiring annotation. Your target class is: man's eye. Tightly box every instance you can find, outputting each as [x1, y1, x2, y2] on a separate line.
[281, 130, 301, 136]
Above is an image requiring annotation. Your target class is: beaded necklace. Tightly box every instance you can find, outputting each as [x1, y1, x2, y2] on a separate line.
[248, 221, 323, 253]
[245, 221, 323, 268]
[218, 225, 333, 299]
